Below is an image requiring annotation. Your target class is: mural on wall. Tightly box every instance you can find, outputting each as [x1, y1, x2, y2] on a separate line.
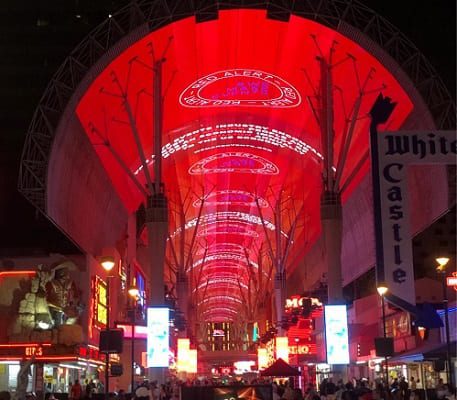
[8, 261, 84, 344]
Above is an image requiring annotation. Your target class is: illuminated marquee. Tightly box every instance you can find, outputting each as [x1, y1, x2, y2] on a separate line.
[189, 152, 279, 175]
[179, 69, 301, 108]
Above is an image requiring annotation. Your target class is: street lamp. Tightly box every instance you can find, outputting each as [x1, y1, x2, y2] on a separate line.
[377, 285, 389, 385]
[436, 257, 453, 391]
[101, 256, 115, 400]
[128, 284, 139, 394]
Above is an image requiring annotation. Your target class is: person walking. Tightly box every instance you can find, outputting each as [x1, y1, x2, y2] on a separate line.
[70, 380, 83, 400]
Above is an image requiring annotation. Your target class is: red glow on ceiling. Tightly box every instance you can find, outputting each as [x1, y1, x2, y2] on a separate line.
[76, 10, 413, 319]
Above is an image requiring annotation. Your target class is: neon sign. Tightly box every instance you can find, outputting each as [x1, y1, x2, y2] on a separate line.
[93, 276, 107, 327]
[25, 346, 43, 356]
[189, 152, 279, 175]
[179, 69, 301, 108]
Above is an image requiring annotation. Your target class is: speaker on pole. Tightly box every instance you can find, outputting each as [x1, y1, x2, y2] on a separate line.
[99, 329, 124, 353]
[374, 337, 394, 357]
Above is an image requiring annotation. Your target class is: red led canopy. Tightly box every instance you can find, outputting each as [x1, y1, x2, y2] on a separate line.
[76, 10, 413, 320]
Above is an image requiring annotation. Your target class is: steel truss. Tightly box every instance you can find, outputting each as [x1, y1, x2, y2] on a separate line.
[19, 0, 455, 213]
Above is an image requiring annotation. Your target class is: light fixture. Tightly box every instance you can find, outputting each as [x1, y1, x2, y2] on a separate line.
[128, 285, 139, 298]
[436, 257, 450, 272]
[100, 256, 115, 272]
[376, 285, 388, 296]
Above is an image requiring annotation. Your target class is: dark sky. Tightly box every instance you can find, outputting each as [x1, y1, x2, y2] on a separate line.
[0, 0, 455, 255]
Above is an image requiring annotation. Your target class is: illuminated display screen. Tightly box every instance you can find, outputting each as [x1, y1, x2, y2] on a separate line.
[324, 305, 350, 365]
[76, 9, 413, 321]
[147, 308, 169, 367]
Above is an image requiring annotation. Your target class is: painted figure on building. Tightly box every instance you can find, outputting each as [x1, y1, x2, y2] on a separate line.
[46, 266, 81, 326]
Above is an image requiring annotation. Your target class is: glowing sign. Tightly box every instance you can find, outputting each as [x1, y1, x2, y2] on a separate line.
[324, 305, 350, 365]
[93, 276, 107, 327]
[285, 295, 322, 309]
[179, 69, 301, 108]
[189, 152, 279, 175]
[177, 338, 190, 372]
[147, 308, 169, 368]
[187, 349, 197, 373]
[258, 348, 268, 370]
[447, 272, 457, 291]
[275, 337, 289, 363]
[25, 346, 43, 356]
[289, 345, 310, 355]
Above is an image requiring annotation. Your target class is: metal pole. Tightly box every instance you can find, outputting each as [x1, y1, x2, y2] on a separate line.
[381, 294, 389, 385]
[442, 274, 453, 391]
[131, 302, 136, 394]
[105, 277, 110, 400]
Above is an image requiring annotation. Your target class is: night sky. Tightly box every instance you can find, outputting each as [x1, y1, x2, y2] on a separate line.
[0, 0, 455, 255]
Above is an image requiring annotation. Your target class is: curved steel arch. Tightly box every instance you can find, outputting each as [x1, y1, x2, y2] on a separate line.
[19, 0, 455, 213]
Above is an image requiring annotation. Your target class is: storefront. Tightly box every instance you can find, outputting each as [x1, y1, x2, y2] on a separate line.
[0, 343, 104, 396]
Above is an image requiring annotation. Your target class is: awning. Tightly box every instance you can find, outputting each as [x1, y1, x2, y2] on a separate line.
[389, 341, 456, 363]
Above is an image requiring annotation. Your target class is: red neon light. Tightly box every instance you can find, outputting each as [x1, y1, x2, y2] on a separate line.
[0, 271, 36, 279]
[0, 343, 51, 347]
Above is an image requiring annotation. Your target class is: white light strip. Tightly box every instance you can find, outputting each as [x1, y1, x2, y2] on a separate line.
[132, 123, 323, 176]
[198, 295, 242, 305]
[60, 363, 83, 370]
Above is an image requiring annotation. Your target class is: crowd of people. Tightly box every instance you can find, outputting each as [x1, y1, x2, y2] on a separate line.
[2, 374, 454, 400]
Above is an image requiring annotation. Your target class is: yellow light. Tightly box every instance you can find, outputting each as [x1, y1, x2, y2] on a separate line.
[187, 349, 197, 373]
[128, 285, 139, 298]
[276, 337, 289, 363]
[436, 257, 450, 271]
[377, 286, 388, 296]
[100, 256, 115, 272]
[177, 338, 190, 372]
[258, 348, 268, 370]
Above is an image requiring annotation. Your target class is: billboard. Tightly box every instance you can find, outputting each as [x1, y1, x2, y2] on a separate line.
[147, 308, 169, 367]
[324, 305, 349, 365]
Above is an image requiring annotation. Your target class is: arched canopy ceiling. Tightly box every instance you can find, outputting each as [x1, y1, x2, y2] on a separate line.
[76, 9, 413, 321]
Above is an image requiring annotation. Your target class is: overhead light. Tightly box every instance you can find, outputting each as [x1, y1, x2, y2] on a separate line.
[436, 257, 450, 271]
[75, 14, 82, 19]
[100, 256, 115, 272]
[128, 285, 139, 298]
[376, 285, 388, 296]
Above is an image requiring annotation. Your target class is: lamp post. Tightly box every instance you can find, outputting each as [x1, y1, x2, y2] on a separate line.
[101, 256, 115, 400]
[294, 337, 300, 367]
[436, 257, 453, 391]
[377, 285, 389, 385]
[128, 285, 139, 395]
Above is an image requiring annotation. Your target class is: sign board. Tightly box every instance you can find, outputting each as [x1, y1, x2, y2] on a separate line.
[324, 305, 349, 365]
[147, 308, 169, 368]
[372, 129, 456, 310]
[447, 272, 457, 291]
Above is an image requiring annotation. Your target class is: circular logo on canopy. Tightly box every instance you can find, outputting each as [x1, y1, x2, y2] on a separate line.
[179, 69, 301, 108]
